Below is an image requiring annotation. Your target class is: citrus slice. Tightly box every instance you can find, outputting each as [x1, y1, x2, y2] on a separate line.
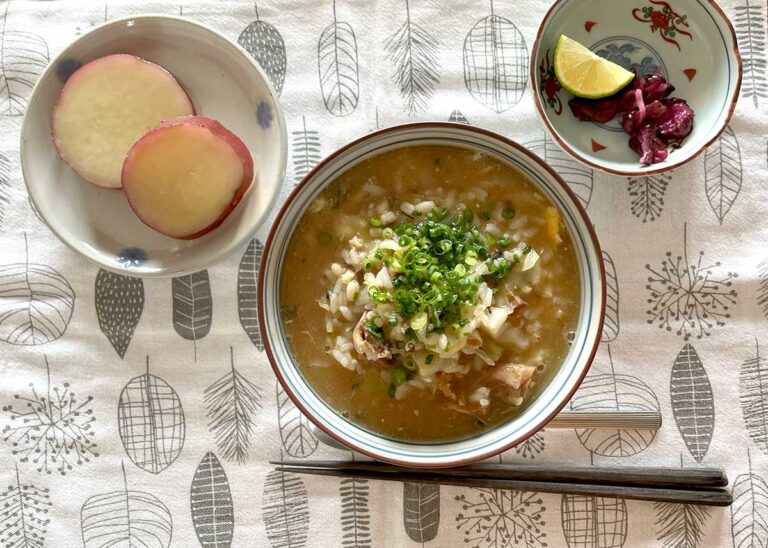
[553, 35, 635, 99]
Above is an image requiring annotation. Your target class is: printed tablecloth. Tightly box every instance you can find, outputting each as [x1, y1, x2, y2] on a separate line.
[0, 0, 766, 546]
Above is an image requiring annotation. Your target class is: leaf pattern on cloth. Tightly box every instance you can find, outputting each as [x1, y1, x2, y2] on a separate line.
[262, 469, 310, 548]
[117, 357, 186, 474]
[456, 488, 546, 548]
[190, 452, 234, 548]
[654, 501, 710, 548]
[0, 235, 75, 346]
[204, 348, 263, 464]
[172, 270, 212, 361]
[0, 465, 51, 547]
[0, 3, 49, 116]
[734, 0, 767, 108]
[561, 495, 628, 548]
[292, 116, 322, 184]
[524, 135, 593, 209]
[704, 125, 742, 225]
[95, 269, 144, 358]
[740, 338, 768, 455]
[671, 344, 715, 463]
[276, 382, 318, 458]
[384, 0, 440, 115]
[463, 2, 528, 113]
[601, 251, 620, 343]
[731, 451, 768, 548]
[340, 477, 371, 547]
[0, 153, 10, 228]
[570, 345, 659, 458]
[448, 109, 469, 124]
[81, 462, 172, 548]
[627, 172, 670, 223]
[403, 483, 440, 544]
[759, 256, 768, 321]
[238, 4, 287, 95]
[238, 238, 265, 351]
[318, 0, 359, 117]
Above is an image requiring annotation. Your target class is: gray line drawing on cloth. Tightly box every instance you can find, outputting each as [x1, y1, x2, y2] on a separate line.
[0, 464, 51, 547]
[704, 125, 742, 225]
[671, 343, 715, 463]
[172, 269, 212, 361]
[384, 0, 440, 115]
[117, 357, 186, 474]
[190, 452, 234, 548]
[562, 494, 627, 548]
[2, 355, 98, 476]
[404, 482, 440, 544]
[318, 0, 359, 117]
[205, 347, 263, 464]
[238, 2, 287, 96]
[463, 0, 528, 113]
[645, 223, 737, 340]
[627, 172, 670, 223]
[81, 461, 172, 548]
[95, 269, 143, 358]
[238, 238, 265, 351]
[734, 0, 767, 108]
[0, 234, 75, 346]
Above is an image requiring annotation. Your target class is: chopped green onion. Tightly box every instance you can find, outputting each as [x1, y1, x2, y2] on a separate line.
[369, 217, 382, 227]
[391, 368, 407, 387]
[425, 354, 434, 364]
[523, 244, 532, 254]
[496, 237, 511, 247]
[502, 207, 516, 219]
[410, 312, 428, 330]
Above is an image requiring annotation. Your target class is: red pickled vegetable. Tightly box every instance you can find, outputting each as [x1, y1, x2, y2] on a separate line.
[565, 71, 694, 166]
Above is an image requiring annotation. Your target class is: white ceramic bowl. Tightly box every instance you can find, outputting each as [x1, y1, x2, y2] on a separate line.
[22, 15, 286, 277]
[259, 123, 606, 467]
[531, 0, 741, 176]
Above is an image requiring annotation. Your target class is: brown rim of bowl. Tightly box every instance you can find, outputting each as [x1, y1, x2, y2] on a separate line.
[258, 122, 607, 468]
[529, 0, 743, 177]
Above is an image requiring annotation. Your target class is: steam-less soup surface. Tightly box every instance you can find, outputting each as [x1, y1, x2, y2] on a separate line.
[280, 146, 580, 442]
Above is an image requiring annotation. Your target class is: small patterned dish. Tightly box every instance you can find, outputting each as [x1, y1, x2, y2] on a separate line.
[531, 0, 741, 176]
[259, 123, 606, 467]
[21, 15, 286, 277]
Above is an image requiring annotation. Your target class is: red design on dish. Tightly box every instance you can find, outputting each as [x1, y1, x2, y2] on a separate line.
[683, 68, 697, 81]
[539, 49, 563, 115]
[585, 20, 597, 32]
[591, 139, 607, 152]
[632, 0, 692, 51]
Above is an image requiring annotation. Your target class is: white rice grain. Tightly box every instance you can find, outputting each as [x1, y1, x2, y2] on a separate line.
[346, 280, 360, 302]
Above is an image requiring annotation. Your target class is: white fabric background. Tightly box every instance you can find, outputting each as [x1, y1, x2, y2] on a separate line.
[0, 0, 766, 546]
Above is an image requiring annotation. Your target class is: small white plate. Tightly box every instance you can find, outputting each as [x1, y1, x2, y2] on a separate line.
[21, 15, 287, 277]
[531, 0, 741, 176]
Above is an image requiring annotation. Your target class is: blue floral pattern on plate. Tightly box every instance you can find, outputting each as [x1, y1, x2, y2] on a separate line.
[587, 36, 668, 133]
[256, 100, 273, 130]
[56, 58, 82, 83]
[116, 247, 148, 268]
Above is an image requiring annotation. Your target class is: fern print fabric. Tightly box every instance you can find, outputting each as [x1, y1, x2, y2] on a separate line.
[0, 0, 767, 545]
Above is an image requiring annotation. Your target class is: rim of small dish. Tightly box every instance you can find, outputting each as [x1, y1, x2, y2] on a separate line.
[258, 122, 606, 468]
[529, 0, 743, 177]
[20, 14, 288, 278]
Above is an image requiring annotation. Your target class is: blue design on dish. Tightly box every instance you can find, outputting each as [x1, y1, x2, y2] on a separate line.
[56, 58, 82, 83]
[117, 247, 148, 268]
[587, 36, 668, 133]
[256, 100, 273, 130]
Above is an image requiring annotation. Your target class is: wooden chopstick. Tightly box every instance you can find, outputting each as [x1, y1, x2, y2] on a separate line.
[271, 461, 732, 507]
[272, 460, 727, 489]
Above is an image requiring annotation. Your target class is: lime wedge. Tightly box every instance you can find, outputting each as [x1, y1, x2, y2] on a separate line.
[554, 35, 635, 99]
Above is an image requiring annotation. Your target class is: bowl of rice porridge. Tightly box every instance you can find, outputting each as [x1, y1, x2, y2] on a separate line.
[259, 123, 605, 467]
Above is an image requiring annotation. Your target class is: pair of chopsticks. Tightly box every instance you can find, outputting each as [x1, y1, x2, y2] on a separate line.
[272, 460, 732, 506]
